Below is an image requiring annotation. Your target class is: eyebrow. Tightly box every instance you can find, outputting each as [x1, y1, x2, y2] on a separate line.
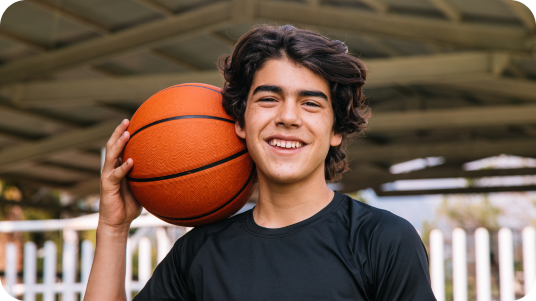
[252, 85, 282, 95]
[252, 85, 328, 101]
[298, 90, 328, 101]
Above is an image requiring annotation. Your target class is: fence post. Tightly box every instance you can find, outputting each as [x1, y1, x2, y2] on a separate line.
[23, 242, 37, 301]
[498, 228, 514, 301]
[475, 227, 492, 301]
[43, 241, 57, 301]
[452, 228, 467, 301]
[126, 238, 133, 301]
[63, 230, 77, 301]
[430, 229, 445, 301]
[5, 242, 17, 297]
[523, 226, 536, 295]
[139, 237, 152, 287]
[81, 240, 94, 299]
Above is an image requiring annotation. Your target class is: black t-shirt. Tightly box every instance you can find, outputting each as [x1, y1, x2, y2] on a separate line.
[134, 192, 436, 301]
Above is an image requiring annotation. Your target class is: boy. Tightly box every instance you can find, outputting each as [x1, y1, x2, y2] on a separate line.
[84, 25, 436, 301]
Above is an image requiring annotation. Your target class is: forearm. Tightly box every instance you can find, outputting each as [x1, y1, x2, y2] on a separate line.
[84, 223, 130, 301]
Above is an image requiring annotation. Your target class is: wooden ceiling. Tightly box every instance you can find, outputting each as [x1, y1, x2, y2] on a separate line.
[0, 0, 535, 203]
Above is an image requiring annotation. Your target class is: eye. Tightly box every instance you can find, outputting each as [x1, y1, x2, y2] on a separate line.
[259, 97, 277, 102]
[304, 101, 321, 107]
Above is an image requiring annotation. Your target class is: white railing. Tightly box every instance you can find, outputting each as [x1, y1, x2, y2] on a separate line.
[430, 227, 536, 301]
[2, 214, 536, 301]
[0, 211, 190, 301]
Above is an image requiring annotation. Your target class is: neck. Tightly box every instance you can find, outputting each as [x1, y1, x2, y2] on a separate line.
[253, 168, 335, 228]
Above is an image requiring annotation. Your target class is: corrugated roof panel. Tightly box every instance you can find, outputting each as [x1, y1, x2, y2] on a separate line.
[1, 1, 98, 48]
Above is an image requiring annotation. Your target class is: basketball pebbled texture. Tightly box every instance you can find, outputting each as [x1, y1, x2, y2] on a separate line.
[123, 83, 256, 227]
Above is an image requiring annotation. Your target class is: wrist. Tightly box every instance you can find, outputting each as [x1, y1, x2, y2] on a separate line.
[97, 222, 130, 240]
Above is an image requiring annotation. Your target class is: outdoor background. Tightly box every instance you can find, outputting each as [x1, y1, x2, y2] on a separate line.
[0, 0, 535, 300]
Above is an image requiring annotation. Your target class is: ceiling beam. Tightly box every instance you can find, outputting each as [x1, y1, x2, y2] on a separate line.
[341, 164, 536, 191]
[25, 0, 110, 35]
[364, 51, 497, 87]
[255, 0, 530, 52]
[358, 0, 389, 13]
[0, 103, 80, 129]
[347, 138, 536, 164]
[0, 71, 223, 107]
[0, 52, 500, 106]
[499, 0, 536, 31]
[373, 185, 536, 196]
[368, 104, 536, 133]
[131, 0, 174, 17]
[64, 178, 101, 199]
[148, 49, 202, 71]
[448, 77, 536, 100]
[0, 118, 123, 173]
[0, 1, 233, 85]
[0, 29, 47, 52]
[426, 0, 463, 22]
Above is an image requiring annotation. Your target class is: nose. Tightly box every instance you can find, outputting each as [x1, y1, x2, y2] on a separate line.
[275, 99, 301, 128]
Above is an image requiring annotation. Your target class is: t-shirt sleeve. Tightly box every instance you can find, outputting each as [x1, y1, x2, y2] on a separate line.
[366, 212, 436, 301]
[134, 237, 191, 301]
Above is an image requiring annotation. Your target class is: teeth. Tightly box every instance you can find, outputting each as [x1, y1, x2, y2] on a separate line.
[269, 139, 304, 149]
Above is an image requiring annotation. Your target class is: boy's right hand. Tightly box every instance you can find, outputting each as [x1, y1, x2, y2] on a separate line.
[99, 119, 142, 232]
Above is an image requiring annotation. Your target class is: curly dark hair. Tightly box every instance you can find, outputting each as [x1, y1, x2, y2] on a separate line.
[217, 25, 370, 182]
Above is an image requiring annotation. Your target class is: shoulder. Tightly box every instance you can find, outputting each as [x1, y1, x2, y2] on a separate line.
[334, 194, 421, 249]
[170, 210, 250, 263]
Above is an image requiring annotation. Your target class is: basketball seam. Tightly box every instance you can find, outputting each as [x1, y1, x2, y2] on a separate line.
[126, 149, 248, 182]
[129, 115, 234, 139]
[147, 166, 255, 221]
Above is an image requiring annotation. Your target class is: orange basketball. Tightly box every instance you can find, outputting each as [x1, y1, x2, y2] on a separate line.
[123, 83, 256, 227]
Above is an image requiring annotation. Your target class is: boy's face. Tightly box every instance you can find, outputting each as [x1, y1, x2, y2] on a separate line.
[235, 58, 342, 185]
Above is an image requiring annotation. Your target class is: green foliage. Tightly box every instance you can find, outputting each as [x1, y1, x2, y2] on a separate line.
[437, 195, 502, 232]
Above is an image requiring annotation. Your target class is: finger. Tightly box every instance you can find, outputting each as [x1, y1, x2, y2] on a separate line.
[109, 158, 133, 185]
[102, 119, 129, 173]
[106, 119, 129, 151]
[103, 130, 130, 174]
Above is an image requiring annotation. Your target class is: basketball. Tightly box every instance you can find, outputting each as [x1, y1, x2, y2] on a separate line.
[122, 83, 256, 227]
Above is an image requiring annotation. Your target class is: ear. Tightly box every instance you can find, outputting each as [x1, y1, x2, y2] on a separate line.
[235, 121, 246, 139]
[330, 132, 342, 147]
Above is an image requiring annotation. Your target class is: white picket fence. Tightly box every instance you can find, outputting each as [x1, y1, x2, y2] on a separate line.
[1, 214, 536, 301]
[0, 211, 190, 301]
[430, 226, 536, 301]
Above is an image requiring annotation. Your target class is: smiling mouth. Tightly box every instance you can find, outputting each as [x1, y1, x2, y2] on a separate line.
[267, 138, 305, 149]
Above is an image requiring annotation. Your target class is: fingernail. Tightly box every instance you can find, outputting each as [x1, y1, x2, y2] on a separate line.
[121, 119, 126, 125]
[121, 132, 125, 138]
